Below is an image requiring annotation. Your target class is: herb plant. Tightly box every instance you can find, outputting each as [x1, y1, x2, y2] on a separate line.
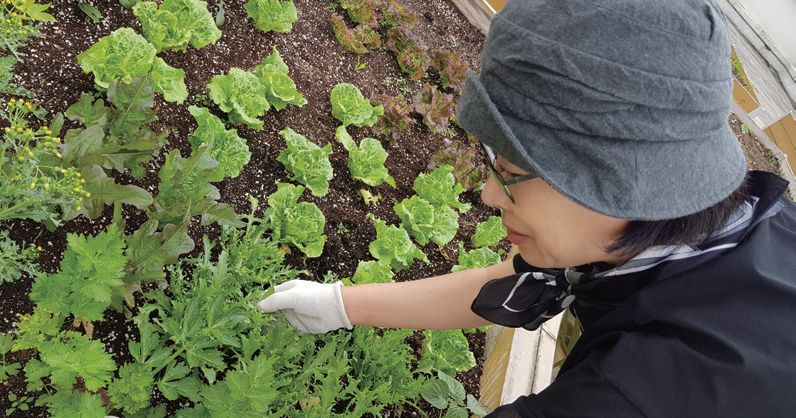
[331, 82, 384, 127]
[77, 28, 188, 103]
[0, 230, 39, 285]
[335, 125, 395, 187]
[268, 182, 327, 258]
[244, 0, 297, 33]
[421, 371, 488, 418]
[367, 213, 428, 272]
[0, 0, 54, 60]
[132, 0, 222, 52]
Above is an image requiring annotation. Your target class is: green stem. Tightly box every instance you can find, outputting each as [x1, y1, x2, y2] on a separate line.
[0, 199, 32, 220]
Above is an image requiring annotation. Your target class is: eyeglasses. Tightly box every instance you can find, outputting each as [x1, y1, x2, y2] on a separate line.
[478, 142, 539, 202]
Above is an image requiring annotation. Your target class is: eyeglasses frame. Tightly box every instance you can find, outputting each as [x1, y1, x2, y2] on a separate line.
[478, 142, 539, 202]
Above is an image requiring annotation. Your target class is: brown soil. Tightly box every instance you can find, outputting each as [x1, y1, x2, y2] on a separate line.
[0, 1, 785, 416]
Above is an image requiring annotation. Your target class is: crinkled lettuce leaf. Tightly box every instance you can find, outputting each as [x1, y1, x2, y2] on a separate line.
[413, 165, 471, 213]
[133, 0, 222, 52]
[188, 106, 251, 182]
[330, 83, 384, 127]
[244, 0, 297, 33]
[276, 127, 333, 197]
[367, 213, 428, 272]
[335, 126, 394, 188]
[208, 68, 270, 130]
[268, 183, 327, 258]
[394, 196, 458, 246]
[76, 28, 187, 103]
[254, 47, 307, 111]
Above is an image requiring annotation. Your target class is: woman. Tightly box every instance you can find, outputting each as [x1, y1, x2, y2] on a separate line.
[259, 0, 796, 415]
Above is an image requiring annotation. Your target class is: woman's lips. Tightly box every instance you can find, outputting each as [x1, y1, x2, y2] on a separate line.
[504, 226, 528, 245]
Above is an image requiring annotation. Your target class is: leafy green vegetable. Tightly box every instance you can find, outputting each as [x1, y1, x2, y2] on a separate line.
[451, 243, 502, 273]
[367, 213, 428, 272]
[472, 216, 507, 248]
[243, 0, 297, 33]
[253, 47, 307, 111]
[201, 355, 279, 416]
[124, 217, 195, 286]
[0, 55, 33, 96]
[188, 106, 251, 182]
[30, 224, 127, 323]
[208, 67, 270, 130]
[268, 183, 327, 258]
[394, 195, 458, 246]
[350, 260, 394, 284]
[339, 0, 381, 26]
[76, 28, 188, 103]
[335, 126, 395, 188]
[24, 331, 117, 392]
[150, 147, 244, 228]
[0, 333, 20, 380]
[417, 330, 476, 377]
[413, 83, 455, 134]
[421, 371, 487, 417]
[414, 165, 471, 213]
[133, 0, 222, 52]
[330, 83, 384, 127]
[45, 389, 108, 418]
[330, 14, 381, 54]
[277, 127, 333, 197]
[383, 0, 419, 27]
[0, 230, 40, 285]
[107, 361, 157, 414]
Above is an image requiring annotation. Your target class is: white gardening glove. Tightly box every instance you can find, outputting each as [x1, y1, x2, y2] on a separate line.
[256, 280, 353, 334]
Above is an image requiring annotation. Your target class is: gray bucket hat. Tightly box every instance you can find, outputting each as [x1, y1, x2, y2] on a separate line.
[457, 0, 747, 221]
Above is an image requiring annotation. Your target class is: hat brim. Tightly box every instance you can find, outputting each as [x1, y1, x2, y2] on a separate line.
[457, 70, 747, 221]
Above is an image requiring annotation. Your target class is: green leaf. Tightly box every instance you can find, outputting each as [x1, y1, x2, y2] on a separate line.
[106, 77, 158, 141]
[451, 243, 502, 273]
[46, 390, 107, 418]
[159, 362, 203, 402]
[472, 216, 507, 248]
[331, 83, 384, 127]
[33, 332, 117, 391]
[254, 47, 306, 111]
[150, 57, 188, 104]
[244, 0, 297, 33]
[438, 370, 466, 402]
[277, 127, 333, 197]
[188, 106, 251, 182]
[134, 0, 222, 52]
[414, 165, 471, 213]
[444, 404, 470, 418]
[66, 94, 110, 128]
[336, 126, 394, 187]
[79, 4, 101, 22]
[66, 165, 153, 220]
[351, 260, 394, 284]
[418, 330, 476, 377]
[107, 362, 156, 414]
[208, 68, 270, 130]
[268, 183, 327, 258]
[24, 2, 56, 21]
[367, 214, 428, 272]
[394, 196, 458, 246]
[467, 394, 488, 416]
[420, 379, 450, 409]
[125, 219, 195, 283]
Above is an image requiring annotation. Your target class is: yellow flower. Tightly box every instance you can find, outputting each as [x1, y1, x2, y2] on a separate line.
[30, 183, 35, 189]
[44, 141, 50, 146]
[28, 152, 33, 157]
[76, 206, 81, 211]
[4, 127, 9, 132]
[74, 187, 81, 192]
[79, 197, 83, 202]
[61, 169, 67, 174]
[56, 153, 62, 158]
[18, 156, 23, 161]
[54, 137, 61, 142]
[44, 184, 49, 190]
[76, 173, 81, 177]
[85, 192, 91, 197]
[16, 127, 22, 132]
[37, 246, 42, 251]
[46, 130, 52, 135]
[80, 179, 85, 183]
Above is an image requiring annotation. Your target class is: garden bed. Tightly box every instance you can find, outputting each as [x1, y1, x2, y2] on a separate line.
[0, 0, 498, 416]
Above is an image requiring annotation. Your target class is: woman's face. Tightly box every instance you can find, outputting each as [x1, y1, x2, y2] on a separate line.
[480, 154, 630, 268]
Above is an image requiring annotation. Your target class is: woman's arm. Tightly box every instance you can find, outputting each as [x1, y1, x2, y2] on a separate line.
[342, 257, 516, 330]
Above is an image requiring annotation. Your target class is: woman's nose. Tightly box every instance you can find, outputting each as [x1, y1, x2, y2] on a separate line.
[480, 175, 512, 209]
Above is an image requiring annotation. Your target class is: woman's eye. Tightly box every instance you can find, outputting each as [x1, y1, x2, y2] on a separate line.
[496, 164, 516, 179]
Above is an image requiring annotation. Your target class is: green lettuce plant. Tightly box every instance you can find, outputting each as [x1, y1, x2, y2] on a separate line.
[254, 46, 307, 111]
[335, 125, 395, 188]
[133, 0, 222, 52]
[207, 67, 270, 130]
[188, 106, 251, 182]
[367, 213, 428, 272]
[428, 141, 483, 191]
[451, 243, 502, 273]
[331, 82, 384, 127]
[414, 165, 471, 213]
[418, 329, 476, 376]
[268, 182, 327, 258]
[277, 127, 333, 197]
[394, 195, 458, 246]
[244, 0, 297, 33]
[76, 28, 188, 103]
[472, 216, 507, 248]
[348, 260, 395, 285]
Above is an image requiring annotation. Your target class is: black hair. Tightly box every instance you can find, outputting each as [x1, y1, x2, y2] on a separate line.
[607, 173, 752, 262]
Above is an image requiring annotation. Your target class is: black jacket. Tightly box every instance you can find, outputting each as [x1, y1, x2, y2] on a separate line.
[487, 171, 796, 417]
